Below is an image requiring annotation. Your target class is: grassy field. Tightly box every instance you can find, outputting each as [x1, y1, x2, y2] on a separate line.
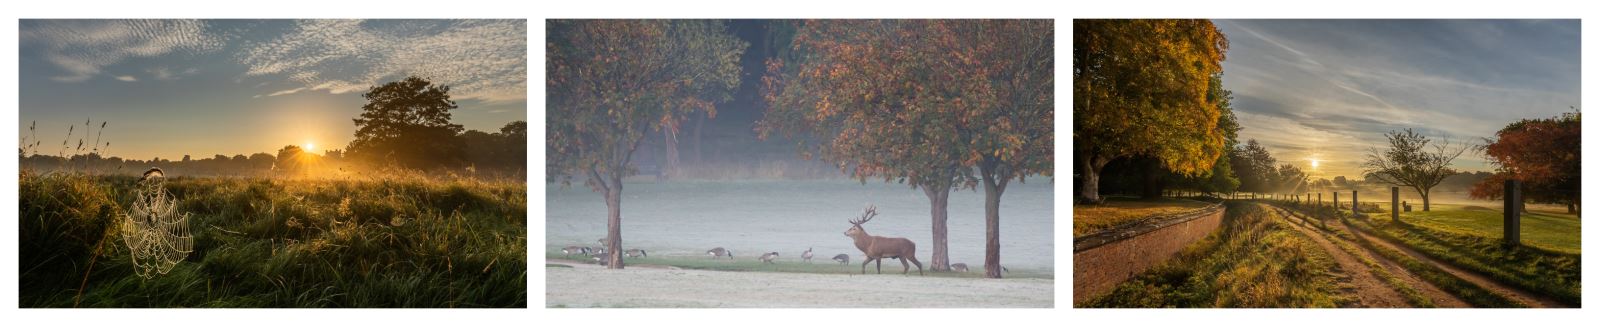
[19, 169, 528, 307]
[1346, 211, 1580, 306]
[1401, 204, 1579, 253]
[1073, 196, 1213, 237]
[544, 248, 1053, 279]
[1081, 202, 1346, 308]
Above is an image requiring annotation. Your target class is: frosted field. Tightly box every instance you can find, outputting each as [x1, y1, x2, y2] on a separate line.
[546, 178, 1055, 271]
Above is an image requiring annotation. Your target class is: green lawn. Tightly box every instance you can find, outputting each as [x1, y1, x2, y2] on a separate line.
[1081, 202, 1346, 308]
[1073, 197, 1214, 237]
[1400, 204, 1580, 253]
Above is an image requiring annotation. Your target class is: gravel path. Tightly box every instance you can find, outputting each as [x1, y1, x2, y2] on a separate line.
[545, 261, 1053, 308]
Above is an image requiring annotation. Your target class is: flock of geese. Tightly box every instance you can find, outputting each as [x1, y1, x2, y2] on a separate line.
[561, 240, 853, 266]
[559, 239, 996, 273]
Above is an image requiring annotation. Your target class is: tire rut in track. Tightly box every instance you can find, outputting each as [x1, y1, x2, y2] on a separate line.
[1337, 218, 1566, 308]
[1263, 204, 1468, 308]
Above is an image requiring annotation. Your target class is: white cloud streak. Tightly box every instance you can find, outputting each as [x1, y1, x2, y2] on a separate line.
[237, 19, 527, 103]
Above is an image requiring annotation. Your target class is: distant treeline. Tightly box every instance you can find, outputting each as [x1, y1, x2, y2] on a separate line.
[20, 120, 527, 179]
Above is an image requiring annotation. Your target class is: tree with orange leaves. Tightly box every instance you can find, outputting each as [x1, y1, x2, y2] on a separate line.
[760, 20, 1052, 278]
[1470, 111, 1580, 213]
[547, 20, 747, 269]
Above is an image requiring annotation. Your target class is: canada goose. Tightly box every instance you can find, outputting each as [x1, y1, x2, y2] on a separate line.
[561, 246, 590, 258]
[591, 246, 608, 256]
[759, 252, 780, 264]
[951, 263, 969, 272]
[707, 247, 732, 259]
[801, 247, 814, 263]
[832, 254, 850, 265]
[625, 249, 648, 257]
[591, 254, 610, 266]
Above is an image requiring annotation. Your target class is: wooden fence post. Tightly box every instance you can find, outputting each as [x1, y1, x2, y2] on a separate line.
[1391, 186, 1400, 222]
[1504, 179, 1522, 247]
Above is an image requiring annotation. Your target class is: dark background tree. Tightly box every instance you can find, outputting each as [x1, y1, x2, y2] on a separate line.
[347, 76, 466, 170]
[465, 121, 529, 173]
[274, 145, 306, 174]
[1363, 128, 1467, 211]
[1470, 112, 1580, 213]
[1074, 19, 1229, 204]
[547, 20, 746, 269]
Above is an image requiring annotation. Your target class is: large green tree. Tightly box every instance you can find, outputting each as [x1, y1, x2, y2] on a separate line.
[347, 76, 466, 170]
[547, 20, 746, 269]
[1074, 19, 1229, 204]
[1470, 112, 1581, 213]
[760, 20, 1051, 278]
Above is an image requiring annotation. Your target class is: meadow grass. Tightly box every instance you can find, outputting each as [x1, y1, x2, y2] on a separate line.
[544, 248, 1053, 279]
[1081, 202, 1346, 308]
[1400, 204, 1579, 253]
[19, 170, 527, 307]
[1072, 196, 1213, 237]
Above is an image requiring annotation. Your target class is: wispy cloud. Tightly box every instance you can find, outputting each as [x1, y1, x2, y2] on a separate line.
[237, 19, 527, 103]
[114, 75, 138, 82]
[20, 20, 223, 83]
[1216, 20, 1579, 178]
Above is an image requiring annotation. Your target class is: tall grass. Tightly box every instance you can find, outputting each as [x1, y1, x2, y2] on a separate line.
[19, 171, 527, 307]
[1082, 202, 1345, 308]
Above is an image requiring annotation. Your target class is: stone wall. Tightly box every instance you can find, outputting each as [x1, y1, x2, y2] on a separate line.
[1073, 204, 1225, 306]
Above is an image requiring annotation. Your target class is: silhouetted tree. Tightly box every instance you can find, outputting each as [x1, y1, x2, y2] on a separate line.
[348, 76, 466, 170]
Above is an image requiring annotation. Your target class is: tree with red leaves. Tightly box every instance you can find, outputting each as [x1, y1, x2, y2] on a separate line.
[1470, 112, 1581, 213]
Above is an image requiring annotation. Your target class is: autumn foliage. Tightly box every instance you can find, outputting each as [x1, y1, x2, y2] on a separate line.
[1469, 112, 1580, 212]
[1074, 19, 1230, 203]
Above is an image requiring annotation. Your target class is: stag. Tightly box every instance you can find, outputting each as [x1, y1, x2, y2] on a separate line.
[844, 205, 923, 275]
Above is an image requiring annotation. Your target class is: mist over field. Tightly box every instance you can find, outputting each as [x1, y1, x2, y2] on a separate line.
[547, 177, 1055, 271]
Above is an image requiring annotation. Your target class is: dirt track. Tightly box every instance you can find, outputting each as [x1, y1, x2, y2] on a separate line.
[1267, 204, 1468, 307]
[1268, 203, 1566, 308]
[545, 261, 1053, 308]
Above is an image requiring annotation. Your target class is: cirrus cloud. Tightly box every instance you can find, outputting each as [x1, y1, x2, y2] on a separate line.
[236, 19, 527, 103]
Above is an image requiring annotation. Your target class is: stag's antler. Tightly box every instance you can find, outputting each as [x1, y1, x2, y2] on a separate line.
[850, 204, 878, 225]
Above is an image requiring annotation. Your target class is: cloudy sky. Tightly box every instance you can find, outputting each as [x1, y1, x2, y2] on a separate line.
[1214, 19, 1579, 180]
[19, 19, 526, 160]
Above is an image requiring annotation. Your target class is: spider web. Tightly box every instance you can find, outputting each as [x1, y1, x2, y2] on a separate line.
[119, 175, 193, 278]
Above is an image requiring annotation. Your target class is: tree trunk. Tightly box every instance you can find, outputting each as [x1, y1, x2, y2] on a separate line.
[1079, 155, 1108, 204]
[925, 185, 952, 272]
[605, 176, 625, 269]
[1421, 189, 1431, 212]
[980, 162, 1008, 279]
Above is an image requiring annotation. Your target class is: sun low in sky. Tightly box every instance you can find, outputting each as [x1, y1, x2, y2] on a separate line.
[18, 19, 528, 161]
[1215, 20, 1578, 179]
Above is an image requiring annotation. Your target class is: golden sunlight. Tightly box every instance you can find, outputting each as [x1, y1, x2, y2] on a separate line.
[1310, 159, 1319, 169]
[304, 142, 315, 151]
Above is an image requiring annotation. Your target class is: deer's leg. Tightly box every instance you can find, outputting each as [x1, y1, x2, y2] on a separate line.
[899, 257, 910, 275]
[861, 259, 870, 274]
[875, 258, 882, 274]
[910, 256, 923, 276]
